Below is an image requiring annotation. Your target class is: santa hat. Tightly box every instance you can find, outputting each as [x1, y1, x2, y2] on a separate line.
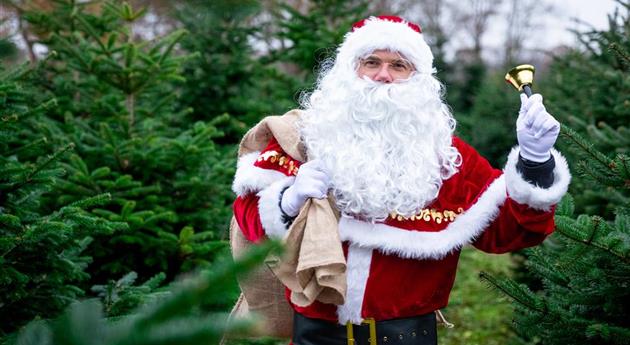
[336, 15, 434, 74]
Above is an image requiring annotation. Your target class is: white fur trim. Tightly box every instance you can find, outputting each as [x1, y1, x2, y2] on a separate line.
[256, 176, 295, 239]
[504, 147, 571, 211]
[337, 245, 373, 325]
[232, 151, 288, 197]
[338, 17, 434, 74]
[338, 175, 507, 260]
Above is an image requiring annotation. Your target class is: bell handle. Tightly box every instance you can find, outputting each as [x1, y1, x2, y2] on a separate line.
[522, 85, 532, 98]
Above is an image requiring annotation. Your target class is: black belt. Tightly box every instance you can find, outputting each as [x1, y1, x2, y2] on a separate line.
[293, 312, 437, 345]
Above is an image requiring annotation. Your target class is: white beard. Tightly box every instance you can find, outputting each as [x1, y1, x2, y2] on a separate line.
[299, 66, 462, 222]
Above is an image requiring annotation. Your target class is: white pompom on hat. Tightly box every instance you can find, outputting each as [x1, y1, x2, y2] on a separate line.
[336, 15, 434, 74]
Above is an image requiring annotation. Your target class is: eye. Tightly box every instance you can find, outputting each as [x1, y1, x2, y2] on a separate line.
[392, 61, 411, 72]
[362, 59, 380, 68]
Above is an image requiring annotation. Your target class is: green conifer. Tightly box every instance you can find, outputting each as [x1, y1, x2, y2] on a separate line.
[20, 0, 233, 283]
[480, 4, 630, 344]
[13, 241, 280, 345]
[0, 64, 126, 336]
[176, 0, 298, 137]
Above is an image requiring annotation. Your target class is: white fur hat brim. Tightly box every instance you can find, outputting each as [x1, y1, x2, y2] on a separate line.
[336, 16, 434, 74]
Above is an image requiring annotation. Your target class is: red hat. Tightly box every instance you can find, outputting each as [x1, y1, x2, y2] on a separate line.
[352, 15, 422, 34]
[336, 15, 433, 74]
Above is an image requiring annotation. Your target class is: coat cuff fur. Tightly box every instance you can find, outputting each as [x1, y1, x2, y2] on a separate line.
[504, 146, 571, 211]
[257, 176, 295, 239]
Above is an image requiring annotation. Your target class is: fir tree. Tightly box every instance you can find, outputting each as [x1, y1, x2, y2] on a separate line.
[480, 3, 630, 343]
[11, 241, 280, 345]
[0, 64, 126, 336]
[456, 71, 521, 166]
[90, 271, 167, 318]
[19, 0, 234, 284]
[269, 0, 369, 87]
[480, 127, 630, 344]
[0, 39, 19, 62]
[176, 0, 299, 139]
[175, 0, 370, 143]
[541, 1, 630, 216]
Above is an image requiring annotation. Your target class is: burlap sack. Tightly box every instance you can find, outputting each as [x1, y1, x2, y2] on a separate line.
[225, 110, 346, 339]
[228, 217, 293, 338]
[266, 197, 345, 307]
[227, 110, 304, 343]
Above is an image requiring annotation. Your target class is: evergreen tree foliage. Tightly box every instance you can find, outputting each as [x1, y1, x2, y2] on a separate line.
[446, 58, 487, 118]
[457, 71, 520, 166]
[480, 129, 630, 344]
[0, 39, 19, 61]
[175, 0, 370, 143]
[91, 271, 167, 317]
[480, 4, 630, 343]
[0, 64, 126, 336]
[267, 0, 369, 105]
[176, 0, 299, 140]
[543, 4, 629, 135]
[269, 0, 369, 74]
[541, 1, 629, 216]
[11, 241, 280, 345]
[264, 0, 372, 114]
[20, 0, 234, 283]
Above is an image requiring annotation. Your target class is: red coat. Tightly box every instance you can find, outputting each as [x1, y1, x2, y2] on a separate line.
[232, 136, 570, 325]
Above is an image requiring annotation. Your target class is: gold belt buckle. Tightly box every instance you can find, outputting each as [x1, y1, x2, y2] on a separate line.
[346, 318, 377, 345]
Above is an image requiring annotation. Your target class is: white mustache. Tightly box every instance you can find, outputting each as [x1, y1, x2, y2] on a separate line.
[350, 79, 415, 122]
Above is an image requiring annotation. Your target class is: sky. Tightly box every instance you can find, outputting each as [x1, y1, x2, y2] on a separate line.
[544, 0, 623, 46]
[471, 0, 625, 63]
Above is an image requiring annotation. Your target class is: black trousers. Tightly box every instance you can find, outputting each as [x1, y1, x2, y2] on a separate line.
[292, 312, 438, 345]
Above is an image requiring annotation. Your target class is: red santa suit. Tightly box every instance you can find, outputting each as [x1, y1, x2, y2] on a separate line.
[232, 134, 571, 325]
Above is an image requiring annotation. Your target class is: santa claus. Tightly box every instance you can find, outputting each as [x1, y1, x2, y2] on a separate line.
[231, 15, 570, 345]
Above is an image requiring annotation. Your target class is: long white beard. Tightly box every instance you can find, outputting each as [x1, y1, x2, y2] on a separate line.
[300, 68, 461, 222]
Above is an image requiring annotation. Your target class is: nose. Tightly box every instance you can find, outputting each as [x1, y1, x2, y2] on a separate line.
[373, 65, 394, 83]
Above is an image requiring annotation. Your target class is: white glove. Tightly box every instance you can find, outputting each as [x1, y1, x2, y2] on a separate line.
[280, 159, 330, 217]
[517, 93, 560, 162]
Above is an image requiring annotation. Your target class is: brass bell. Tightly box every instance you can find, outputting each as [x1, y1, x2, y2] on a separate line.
[505, 64, 535, 97]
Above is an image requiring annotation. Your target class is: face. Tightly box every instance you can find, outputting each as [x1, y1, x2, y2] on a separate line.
[357, 50, 415, 83]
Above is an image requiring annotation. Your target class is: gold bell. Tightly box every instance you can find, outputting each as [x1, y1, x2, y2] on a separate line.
[505, 64, 535, 97]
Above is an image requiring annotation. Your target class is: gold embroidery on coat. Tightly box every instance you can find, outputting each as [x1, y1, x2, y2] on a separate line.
[257, 151, 299, 176]
[391, 207, 465, 223]
[258, 150, 279, 162]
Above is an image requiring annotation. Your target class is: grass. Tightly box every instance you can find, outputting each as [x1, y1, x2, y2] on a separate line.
[438, 245, 516, 345]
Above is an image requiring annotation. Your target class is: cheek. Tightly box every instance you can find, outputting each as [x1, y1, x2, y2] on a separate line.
[391, 71, 412, 80]
[357, 66, 376, 80]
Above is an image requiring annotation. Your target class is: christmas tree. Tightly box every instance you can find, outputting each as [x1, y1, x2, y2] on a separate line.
[456, 71, 520, 166]
[175, 0, 300, 139]
[19, 0, 234, 284]
[0, 63, 126, 336]
[12, 241, 280, 345]
[175, 0, 370, 141]
[2, 0, 249, 338]
[480, 3, 630, 344]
